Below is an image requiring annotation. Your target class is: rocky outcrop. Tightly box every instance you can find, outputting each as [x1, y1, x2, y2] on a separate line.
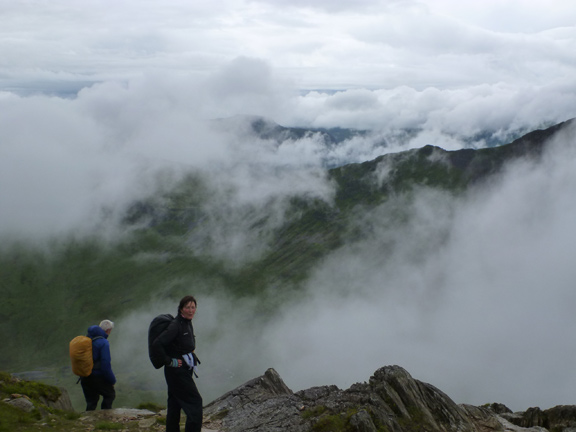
[203, 365, 576, 432]
[1, 371, 74, 413]
[4, 390, 73, 414]
[6, 365, 576, 432]
[202, 368, 302, 431]
[500, 405, 576, 431]
[40, 387, 74, 411]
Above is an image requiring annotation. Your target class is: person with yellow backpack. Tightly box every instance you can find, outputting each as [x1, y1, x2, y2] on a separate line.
[70, 319, 117, 411]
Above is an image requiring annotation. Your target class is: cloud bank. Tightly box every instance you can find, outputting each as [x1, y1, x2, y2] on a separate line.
[2, 59, 576, 241]
[109, 123, 576, 412]
[263, 126, 576, 411]
[2, 0, 576, 413]
[2, 1, 576, 240]
[2, 0, 575, 92]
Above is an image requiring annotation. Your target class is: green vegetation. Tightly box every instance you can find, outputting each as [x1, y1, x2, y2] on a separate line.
[208, 408, 229, 421]
[2, 380, 60, 404]
[0, 123, 561, 410]
[0, 371, 60, 402]
[302, 405, 328, 419]
[302, 405, 352, 432]
[0, 370, 168, 431]
[94, 421, 124, 430]
[0, 237, 218, 369]
[311, 412, 350, 432]
[0, 403, 40, 432]
[0, 371, 66, 431]
[135, 401, 165, 412]
[397, 406, 430, 432]
[304, 406, 392, 432]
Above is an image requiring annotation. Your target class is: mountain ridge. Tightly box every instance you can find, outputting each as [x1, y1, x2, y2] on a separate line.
[0, 117, 574, 411]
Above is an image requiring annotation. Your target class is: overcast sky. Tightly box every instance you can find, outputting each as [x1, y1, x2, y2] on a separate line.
[2, 0, 576, 130]
[2, 0, 576, 91]
[3, 0, 576, 413]
[2, 0, 576, 237]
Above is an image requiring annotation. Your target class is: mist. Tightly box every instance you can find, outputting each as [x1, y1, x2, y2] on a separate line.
[105, 120, 576, 412]
[2, 13, 576, 411]
[263, 125, 576, 411]
[2, 59, 576, 242]
[264, 130, 576, 412]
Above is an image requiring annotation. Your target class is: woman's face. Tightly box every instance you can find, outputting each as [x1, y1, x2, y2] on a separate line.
[181, 301, 197, 320]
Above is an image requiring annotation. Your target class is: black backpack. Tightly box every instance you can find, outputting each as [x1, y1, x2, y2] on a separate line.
[148, 314, 174, 369]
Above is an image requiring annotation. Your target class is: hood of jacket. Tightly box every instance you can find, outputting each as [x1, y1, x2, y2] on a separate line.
[87, 324, 108, 339]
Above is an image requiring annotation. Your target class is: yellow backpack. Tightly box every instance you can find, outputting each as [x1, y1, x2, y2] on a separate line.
[69, 335, 102, 377]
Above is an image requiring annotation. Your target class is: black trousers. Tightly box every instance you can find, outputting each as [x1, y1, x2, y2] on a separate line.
[164, 366, 203, 432]
[80, 375, 116, 411]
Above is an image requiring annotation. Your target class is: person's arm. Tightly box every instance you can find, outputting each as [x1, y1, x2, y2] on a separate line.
[151, 320, 181, 367]
[100, 340, 117, 385]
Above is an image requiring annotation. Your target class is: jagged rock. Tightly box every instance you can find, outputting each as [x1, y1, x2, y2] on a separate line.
[485, 402, 513, 415]
[460, 404, 504, 431]
[348, 408, 378, 432]
[493, 414, 548, 432]
[521, 407, 548, 428]
[203, 365, 521, 432]
[545, 405, 576, 430]
[39, 386, 74, 411]
[505, 405, 576, 431]
[367, 365, 479, 432]
[203, 368, 305, 431]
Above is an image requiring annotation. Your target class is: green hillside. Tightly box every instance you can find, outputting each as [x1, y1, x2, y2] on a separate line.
[0, 118, 572, 408]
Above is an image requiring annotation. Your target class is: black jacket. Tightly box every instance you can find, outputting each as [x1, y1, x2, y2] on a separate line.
[151, 313, 196, 367]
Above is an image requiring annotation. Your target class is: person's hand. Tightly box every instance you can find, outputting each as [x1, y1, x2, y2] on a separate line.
[170, 358, 183, 368]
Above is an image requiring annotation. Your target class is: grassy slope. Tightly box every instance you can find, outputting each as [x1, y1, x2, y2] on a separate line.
[0, 118, 571, 405]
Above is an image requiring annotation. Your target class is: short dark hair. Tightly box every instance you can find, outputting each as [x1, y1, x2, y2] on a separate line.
[178, 295, 197, 313]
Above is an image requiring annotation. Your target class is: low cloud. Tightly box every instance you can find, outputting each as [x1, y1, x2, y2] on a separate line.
[2, 62, 576, 245]
[2, 0, 576, 413]
[259, 124, 576, 411]
[113, 123, 576, 410]
[286, 80, 576, 139]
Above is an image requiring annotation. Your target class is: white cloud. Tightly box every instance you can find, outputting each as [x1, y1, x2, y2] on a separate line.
[286, 80, 576, 137]
[429, 0, 576, 33]
[165, 123, 576, 410]
[1, 0, 575, 92]
[1, 66, 575, 240]
[2, 0, 576, 412]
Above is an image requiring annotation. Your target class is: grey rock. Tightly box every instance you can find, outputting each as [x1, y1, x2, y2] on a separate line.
[202, 364, 576, 432]
[83, 408, 157, 419]
[485, 402, 513, 414]
[6, 396, 35, 412]
[138, 417, 157, 428]
[494, 414, 548, 432]
[349, 409, 378, 432]
[39, 386, 74, 411]
[202, 365, 510, 432]
[506, 405, 576, 431]
[203, 368, 305, 432]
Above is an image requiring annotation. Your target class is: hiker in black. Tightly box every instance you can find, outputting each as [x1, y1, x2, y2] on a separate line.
[150, 296, 202, 432]
[81, 319, 116, 410]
